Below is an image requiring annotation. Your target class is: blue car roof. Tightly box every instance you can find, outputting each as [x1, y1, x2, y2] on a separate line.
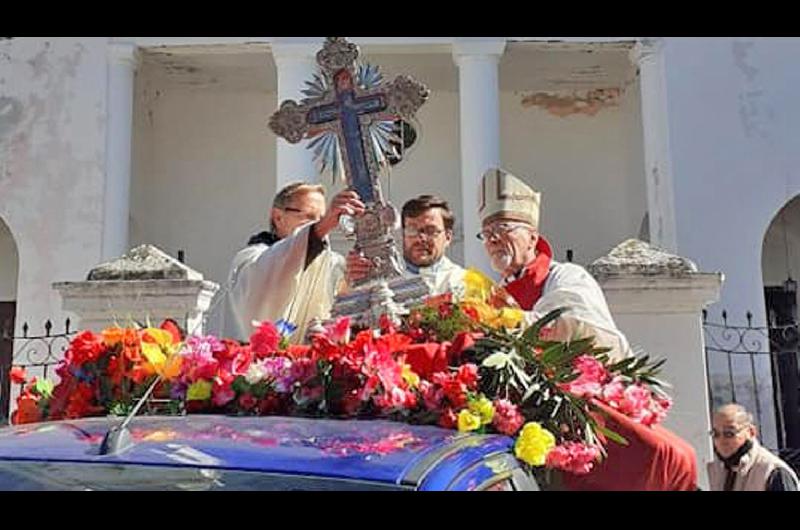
[0, 415, 514, 488]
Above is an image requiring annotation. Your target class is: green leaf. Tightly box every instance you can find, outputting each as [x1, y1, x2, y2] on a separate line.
[595, 422, 629, 446]
[482, 351, 511, 369]
[522, 307, 569, 344]
[33, 379, 54, 398]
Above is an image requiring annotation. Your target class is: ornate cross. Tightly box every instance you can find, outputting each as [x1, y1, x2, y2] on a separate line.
[268, 38, 432, 328]
[269, 37, 430, 288]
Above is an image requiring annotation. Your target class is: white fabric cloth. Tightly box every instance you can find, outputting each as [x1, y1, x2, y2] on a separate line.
[522, 261, 633, 362]
[405, 255, 466, 299]
[223, 223, 345, 343]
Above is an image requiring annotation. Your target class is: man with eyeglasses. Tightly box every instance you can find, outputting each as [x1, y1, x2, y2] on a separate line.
[345, 194, 465, 297]
[478, 168, 698, 491]
[477, 167, 632, 362]
[707, 403, 798, 491]
[224, 182, 365, 342]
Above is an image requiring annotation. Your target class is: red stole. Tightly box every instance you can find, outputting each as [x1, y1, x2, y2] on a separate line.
[504, 237, 553, 310]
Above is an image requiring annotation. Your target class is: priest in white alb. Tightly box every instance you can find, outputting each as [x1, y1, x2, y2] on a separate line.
[477, 168, 632, 361]
[224, 183, 365, 342]
[477, 167, 697, 491]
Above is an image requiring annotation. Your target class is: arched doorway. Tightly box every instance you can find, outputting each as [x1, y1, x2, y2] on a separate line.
[0, 217, 19, 423]
[761, 195, 800, 448]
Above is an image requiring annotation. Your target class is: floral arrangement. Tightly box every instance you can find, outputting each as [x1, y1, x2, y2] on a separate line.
[11, 269, 671, 479]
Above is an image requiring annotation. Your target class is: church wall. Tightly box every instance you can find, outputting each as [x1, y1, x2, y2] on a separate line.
[0, 219, 18, 301]
[665, 37, 800, 447]
[130, 84, 277, 295]
[500, 79, 647, 266]
[0, 37, 107, 334]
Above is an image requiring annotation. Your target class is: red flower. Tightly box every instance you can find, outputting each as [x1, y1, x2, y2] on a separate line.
[438, 303, 454, 319]
[9, 366, 27, 385]
[449, 332, 481, 360]
[250, 321, 281, 358]
[256, 395, 283, 415]
[456, 364, 479, 390]
[434, 372, 468, 408]
[64, 382, 101, 419]
[106, 355, 127, 385]
[462, 305, 480, 322]
[11, 394, 42, 425]
[159, 319, 184, 344]
[378, 314, 396, 335]
[67, 331, 106, 366]
[238, 393, 258, 411]
[212, 369, 235, 407]
[231, 346, 254, 375]
[438, 407, 458, 429]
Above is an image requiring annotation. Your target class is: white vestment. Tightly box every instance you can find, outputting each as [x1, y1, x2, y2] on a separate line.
[523, 261, 632, 362]
[224, 223, 345, 343]
[405, 255, 466, 299]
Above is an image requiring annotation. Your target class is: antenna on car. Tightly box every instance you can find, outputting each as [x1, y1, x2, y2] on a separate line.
[98, 375, 162, 456]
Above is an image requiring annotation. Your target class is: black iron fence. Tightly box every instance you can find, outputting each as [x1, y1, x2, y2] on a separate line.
[0, 319, 76, 424]
[703, 309, 799, 451]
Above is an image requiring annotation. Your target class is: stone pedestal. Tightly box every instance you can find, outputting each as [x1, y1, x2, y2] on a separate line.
[588, 239, 724, 489]
[53, 245, 219, 335]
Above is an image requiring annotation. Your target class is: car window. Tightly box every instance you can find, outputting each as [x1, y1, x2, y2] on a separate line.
[0, 461, 408, 491]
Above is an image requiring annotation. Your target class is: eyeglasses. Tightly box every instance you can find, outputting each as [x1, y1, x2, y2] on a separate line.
[404, 227, 446, 239]
[709, 426, 747, 439]
[477, 222, 530, 241]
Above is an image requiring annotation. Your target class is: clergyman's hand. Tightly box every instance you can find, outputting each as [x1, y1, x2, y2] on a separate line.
[488, 285, 520, 309]
[314, 190, 366, 240]
[346, 249, 372, 285]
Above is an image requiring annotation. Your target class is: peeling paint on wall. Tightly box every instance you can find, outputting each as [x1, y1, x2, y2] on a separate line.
[732, 40, 771, 140]
[520, 87, 622, 117]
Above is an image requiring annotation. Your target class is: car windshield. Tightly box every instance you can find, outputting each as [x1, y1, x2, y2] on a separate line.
[0, 461, 409, 491]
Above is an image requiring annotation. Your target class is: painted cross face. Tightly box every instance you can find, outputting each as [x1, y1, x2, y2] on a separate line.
[334, 70, 354, 92]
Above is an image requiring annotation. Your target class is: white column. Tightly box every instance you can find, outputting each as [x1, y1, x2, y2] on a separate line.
[101, 42, 140, 261]
[271, 41, 321, 190]
[631, 38, 678, 252]
[453, 40, 506, 274]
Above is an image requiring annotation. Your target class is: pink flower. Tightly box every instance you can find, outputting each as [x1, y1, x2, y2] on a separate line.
[546, 442, 600, 475]
[600, 376, 626, 405]
[561, 355, 609, 398]
[420, 380, 444, 410]
[212, 384, 236, 407]
[492, 399, 525, 435]
[324, 316, 351, 344]
[290, 357, 316, 384]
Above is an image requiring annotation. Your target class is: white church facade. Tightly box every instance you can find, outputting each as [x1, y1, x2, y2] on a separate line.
[1, 37, 800, 451]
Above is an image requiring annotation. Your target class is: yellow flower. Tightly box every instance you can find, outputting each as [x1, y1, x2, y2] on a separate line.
[514, 422, 556, 466]
[463, 268, 495, 302]
[489, 307, 525, 330]
[186, 380, 213, 401]
[457, 409, 482, 432]
[469, 395, 495, 425]
[402, 364, 420, 389]
[140, 327, 182, 378]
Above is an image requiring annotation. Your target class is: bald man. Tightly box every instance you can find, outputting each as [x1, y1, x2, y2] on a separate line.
[707, 403, 799, 491]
